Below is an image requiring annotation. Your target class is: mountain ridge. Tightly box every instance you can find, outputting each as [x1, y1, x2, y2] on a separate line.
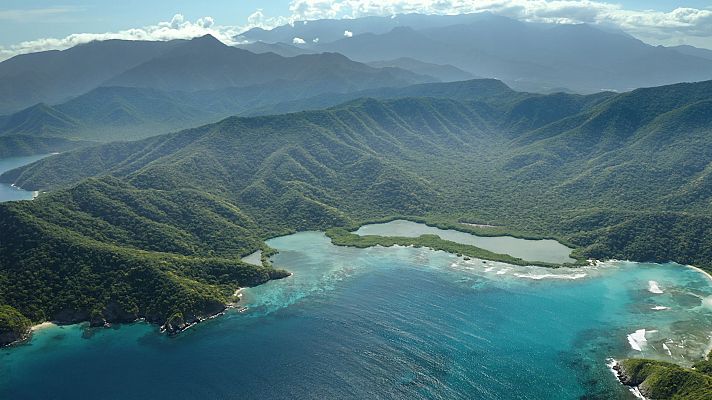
[0, 34, 435, 116]
[2, 78, 712, 362]
[238, 13, 712, 93]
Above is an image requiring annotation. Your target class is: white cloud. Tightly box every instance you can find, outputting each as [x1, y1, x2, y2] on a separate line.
[1, 1, 711, 61]
[196, 16, 215, 29]
[0, 13, 243, 61]
[292, 37, 306, 44]
[313, 37, 320, 43]
[287, 0, 712, 48]
[344, 30, 353, 37]
[245, 9, 290, 30]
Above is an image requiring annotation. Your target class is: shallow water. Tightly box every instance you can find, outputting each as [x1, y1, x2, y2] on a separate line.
[2, 232, 711, 400]
[356, 220, 575, 264]
[0, 154, 52, 202]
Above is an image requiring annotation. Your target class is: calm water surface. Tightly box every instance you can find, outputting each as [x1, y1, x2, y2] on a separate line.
[2, 232, 711, 400]
[356, 220, 575, 264]
[0, 154, 52, 202]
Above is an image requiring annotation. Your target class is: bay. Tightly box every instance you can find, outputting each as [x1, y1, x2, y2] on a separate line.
[2, 232, 711, 399]
[0, 154, 53, 202]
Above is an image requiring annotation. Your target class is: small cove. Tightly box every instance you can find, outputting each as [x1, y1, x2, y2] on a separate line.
[0, 154, 53, 202]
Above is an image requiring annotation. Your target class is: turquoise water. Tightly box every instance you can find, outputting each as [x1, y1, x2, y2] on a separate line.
[356, 220, 575, 264]
[2, 232, 712, 399]
[0, 154, 52, 202]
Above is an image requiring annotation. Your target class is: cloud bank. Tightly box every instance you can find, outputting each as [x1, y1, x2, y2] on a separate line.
[0, 13, 241, 61]
[288, 0, 712, 47]
[1, 1, 711, 61]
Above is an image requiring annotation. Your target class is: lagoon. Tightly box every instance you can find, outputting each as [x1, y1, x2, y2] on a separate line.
[1, 232, 711, 399]
[356, 219, 575, 264]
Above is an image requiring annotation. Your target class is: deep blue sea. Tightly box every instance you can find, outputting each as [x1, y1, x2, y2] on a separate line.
[2, 231, 712, 399]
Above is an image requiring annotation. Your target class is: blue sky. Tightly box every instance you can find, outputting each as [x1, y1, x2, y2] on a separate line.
[1, 0, 711, 59]
[0, 0, 285, 45]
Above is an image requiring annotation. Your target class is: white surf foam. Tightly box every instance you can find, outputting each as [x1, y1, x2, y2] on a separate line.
[513, 272, 587, 280]
[629, 386, 647, 399]
[663, 342, 672, 356]
[606, 358, 618, 375]
[651, 305, 670, 310]
[702, 295, 712, 310]
[648, 281, 663, 294]
[627, 329, 647, 351]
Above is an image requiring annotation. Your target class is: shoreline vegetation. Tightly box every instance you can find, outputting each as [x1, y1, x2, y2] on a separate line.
[612, 355, 712, 399]
[325, 215, 586, 268]
[0, 214, 580, 350]
[326, 218, 712, 400]
[5, 214, 712, 349]
[687, 264, 712, 284]
[6, 217, 712, 400]
[327, 228, 570, 268]
[3, 281, 278, 348]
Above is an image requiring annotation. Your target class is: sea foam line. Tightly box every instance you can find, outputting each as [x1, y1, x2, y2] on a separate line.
[606, 358, 649, 400]
[512, 272, 587, 280]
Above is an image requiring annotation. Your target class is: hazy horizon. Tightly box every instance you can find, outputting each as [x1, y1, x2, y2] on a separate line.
[2, 0, 712, 62]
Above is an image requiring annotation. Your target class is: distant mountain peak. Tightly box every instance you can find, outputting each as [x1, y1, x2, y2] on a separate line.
[190, 34, 226, 47]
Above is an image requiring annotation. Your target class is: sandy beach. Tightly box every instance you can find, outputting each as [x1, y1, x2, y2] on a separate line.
[688, 265, 712, 283]
[31, 322, 56, 331]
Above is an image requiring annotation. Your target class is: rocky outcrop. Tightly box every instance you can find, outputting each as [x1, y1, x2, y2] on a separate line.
[612, 362, 649, 399]
[0, 272, 288, 347]
[161, 301, 227, 335]
[613, 357, 712, 399]
[0, 305, 32, 347]
[0, 329, 30, 347]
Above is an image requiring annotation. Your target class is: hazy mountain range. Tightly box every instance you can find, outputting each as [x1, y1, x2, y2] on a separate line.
[238, 12, 712, 93]
[2, 11, 711, 156]
[0, 34, 431, 116]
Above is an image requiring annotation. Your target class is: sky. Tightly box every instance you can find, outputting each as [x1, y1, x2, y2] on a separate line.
[1, 0, 712, 60]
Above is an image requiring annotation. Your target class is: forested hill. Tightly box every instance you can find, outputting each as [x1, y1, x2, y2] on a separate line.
[2, 80, 712, 343]
[0, 34, 438, 156]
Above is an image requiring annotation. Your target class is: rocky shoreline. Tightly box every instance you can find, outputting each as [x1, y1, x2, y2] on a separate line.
[1, 292, 245, 347]
[0, 328, 31, 348]
[609, 359, 649, 399]
[0, 267, 293, 349]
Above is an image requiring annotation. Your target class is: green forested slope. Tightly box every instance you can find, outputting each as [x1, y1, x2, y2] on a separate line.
[0, 177, 290, 343]
[0, 78, 612, 155]
[617, 355, 712, 399]
[2, 81, 712, 353]
[0, 135, 94, 158]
